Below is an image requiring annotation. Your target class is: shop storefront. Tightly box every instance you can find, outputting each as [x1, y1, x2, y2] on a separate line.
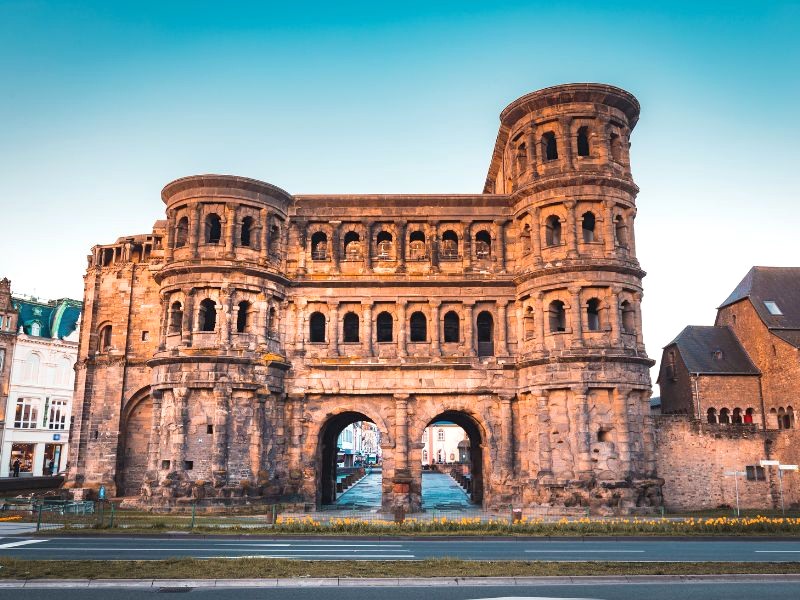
[9, 443, 34, 476]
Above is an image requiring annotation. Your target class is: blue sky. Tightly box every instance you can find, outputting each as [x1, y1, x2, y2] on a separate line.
[1, 1, 798, 387]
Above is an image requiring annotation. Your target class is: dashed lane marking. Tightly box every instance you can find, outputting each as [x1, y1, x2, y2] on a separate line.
[0, 539, 47, 549]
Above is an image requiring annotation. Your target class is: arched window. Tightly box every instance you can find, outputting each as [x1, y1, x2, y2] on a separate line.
[376, 231, 393, 259]
[198, 299, 217, 332]
[785, 407, 794, 429]
[409, 231, 426, 260]
[744, 407, 755, 424]
[205, 214, 222, 244]
[614, 215, 629, 248]
[610, 133, 622, 161]
[732, 407, 743, 425]
[376, 311, 393, 342]
[175, 217, 189, 248]
[24, 353, 41, 382]
[344, 231, 361, 260]
[169, 301, 183, 334]
[440, 230, 459, 259]
[707, 408, 718, 424]
[524, 306, 535, 340]
[621, 300, 635, 334]
[542, 131, 558, 161]
[240, 216, 253, 247]
[586, 298, 601, 331]
[236, 301, 250, 333]
[343, 312, 360, 343]
[545, 216, 561, 246]
[443, 311, 460, 343]
[515, 142, 527, 172]
[269, 224, 280, 255]
[30, 322, 41, 336]
[311, 232, 328, 260]
[309, 311, 326, 343]
[474, 230, 491, 258]
[520, 224, 531, 254]
[267, 306, 278, 337]
[476, 311, 494, 356]
[99, 325, 113, 352]
[582, 212, 596, 243]
[410, 311, 427, 342]
[577, 126, 590, 157]
[719, 408, 731, 425]
[549, 301, 566, 332]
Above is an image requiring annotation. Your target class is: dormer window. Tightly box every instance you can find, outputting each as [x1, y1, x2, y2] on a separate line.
[713, 349, 724, 361]
[764, 301, 783, 315]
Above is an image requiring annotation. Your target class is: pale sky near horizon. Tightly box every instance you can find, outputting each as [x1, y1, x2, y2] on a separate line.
[1, 1, 798, 392]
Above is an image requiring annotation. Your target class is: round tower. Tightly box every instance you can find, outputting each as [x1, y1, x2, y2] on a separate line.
[145, 175, 293, 504]
[489, 84, 659, 510]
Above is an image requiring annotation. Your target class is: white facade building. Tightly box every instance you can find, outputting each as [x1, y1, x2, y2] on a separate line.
[421, 422, 468, 466]
[337, 421, 382, 467]
[1, 296, 81, 477]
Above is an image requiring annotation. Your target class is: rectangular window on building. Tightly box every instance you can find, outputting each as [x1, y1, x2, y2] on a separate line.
[746, 465, 767, 481]
[13, 398, 39, 428]
[764, 301, 783, 316]
[47, 398, 68, 430]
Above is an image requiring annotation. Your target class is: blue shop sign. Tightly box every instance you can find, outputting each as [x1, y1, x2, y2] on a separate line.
[52, 434, 61, 441]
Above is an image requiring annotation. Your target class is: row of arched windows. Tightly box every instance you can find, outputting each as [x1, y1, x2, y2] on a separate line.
[707, 407, 756, 425]
[309, 229, 492, 262]
[173, 213, 280, 253]
[165, 299, 278, 336]
[512, 125, 625, 173]
[770, 407, 795, 430]
[308, 310, 495, 353]
[522, 299, 636, 337]
[520, 212, 629, 251]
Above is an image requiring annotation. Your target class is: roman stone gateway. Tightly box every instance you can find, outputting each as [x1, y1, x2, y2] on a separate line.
[66, 83, 660, 511]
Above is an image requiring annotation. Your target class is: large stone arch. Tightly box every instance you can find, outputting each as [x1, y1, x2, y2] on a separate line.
[115, 386, 152, 497]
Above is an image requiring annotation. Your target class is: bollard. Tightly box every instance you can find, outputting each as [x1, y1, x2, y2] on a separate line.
[109, 503, 115, 528]
[191, 503, 196, 529]
[36, 504, 43, 532]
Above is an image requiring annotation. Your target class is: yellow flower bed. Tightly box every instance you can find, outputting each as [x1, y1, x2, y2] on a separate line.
[0, 516, 22, 523]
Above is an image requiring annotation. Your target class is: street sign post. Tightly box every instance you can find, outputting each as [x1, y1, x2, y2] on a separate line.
[724, 470, 747, 517]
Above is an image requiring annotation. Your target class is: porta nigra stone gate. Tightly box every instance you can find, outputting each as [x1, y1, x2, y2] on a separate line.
[66, 83, 660, 512]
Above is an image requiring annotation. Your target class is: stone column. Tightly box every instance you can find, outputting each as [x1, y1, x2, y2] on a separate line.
[429, 300, 441, 357]
[531, 208, 542, 265]
[534, 292, 545, 351]
[296, 221, 308, 275]
[362, 220, 373, 273]
[396, 220, 407, 273]
[158, 295, 169, 351]
[397, 300, 407, 358]
[603, 200, 616, 255]
[526, 128, 539, 178]
[633, 291, 645, 347]
[629, 208, 638, 258]
[494, 220, 507, 272]
[462, 222, 473, 271]
[500, 394, 515, 477]
[330, 222, 341, 274]
[612, 386, 632, 478]
[250, 392, 265, 479]
[515, 302, 524, 355]
[571, 387, 591, 477]
[220, 289, 232, 348]
[428, 221, 440, 273]
[496, 300, 509, 356]
[212, 385, 230, 485]
[610, 286, 622, 346]
[565, 200, 578, 258]
[295, 300, 306, 354]
[190, 204, 202, 259]
[181, 288, 195, 346]
[560, 116, 574, 170]
[362, 301, 373, 357]
[328, 301, 339, 357]
[260, 208, 270, 263]
[224, 203, 237, 258]
[641, 389, 657, 476]
[171, 387, 189, 472]
[394, 394, 410, 474]
[568, 286, 583, 348]
[164, 210, 175, 262]
[536, 393, 553, 478]
[463, 301, 474, 356]
[148, 389, 163, 473]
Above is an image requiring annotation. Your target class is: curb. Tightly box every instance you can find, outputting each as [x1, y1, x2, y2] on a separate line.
[1, 574, 799, 588]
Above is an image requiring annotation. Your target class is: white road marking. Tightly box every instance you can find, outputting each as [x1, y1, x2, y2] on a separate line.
[524, 550, 645, 553]
[218, 543, 405, 548]
[0, 539, 47, 549]
[755, 550, 800, 553]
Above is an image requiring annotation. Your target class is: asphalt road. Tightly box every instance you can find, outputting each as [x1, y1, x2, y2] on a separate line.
[1, 581, 800, 600]
[3, 536, 800, 561]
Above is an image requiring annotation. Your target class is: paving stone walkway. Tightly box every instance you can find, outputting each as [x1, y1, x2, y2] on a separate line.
[330, 471, 474, 511]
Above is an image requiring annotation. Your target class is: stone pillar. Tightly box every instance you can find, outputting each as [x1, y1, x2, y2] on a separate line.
[330, 222, 341, 274]
[526, 128, 539, 178]
[164, 210, 175, 262]
[531, 208, 542, 264]
[328, 301, 339, 357]
[397, 300, 407, 358]
[296, 221, 308, 275]
[362, 301, 373, 357]
[612, 386, 632, 477]
[158, 295, 169, 351]
[603, 200, 616, 256]
[571, 387, 591, 477]
[463, 301, 474, 356]
[496, 300, 509, 356]
[429, 300, 441, 357]
[362, 220, 373, 273]
[428, 221, 439, 273]
[633, 291, 645, 347]
[568, 286, 583, 348]
[515, 302, 524, 354]
[148, 389, 163, 472]
[295, 300, 306, 354]
[534, 292, 545, 351]
[462, 222, 473, 271]
[220, 289, 232, 348]
[560, 116, 574, 170]
[536, 393, 553, 479]
[250, 392, 265, 479]
[224, 203, 236, 258]
[565, 200, 578, 258]
[610, 286, 622, 346]
[394, 394, 410, 473]
[171, 387, 189, 472]
[396, 220, 407, 273]
[640, 389, 657, 476]
[629, 208, 638, 259]
[181, 288, 195, 346]
[260, 208, 270, 263]
[212, 385, 230, 485]
[190, 204, 202, 259]
[500, 394, 515, 477]
[494, 220, 507, 272]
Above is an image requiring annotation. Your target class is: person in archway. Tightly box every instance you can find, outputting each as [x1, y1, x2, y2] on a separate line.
[12, 459, 21, 477]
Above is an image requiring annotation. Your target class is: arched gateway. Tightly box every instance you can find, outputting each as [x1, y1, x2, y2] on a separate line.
[66, 84, 661, 513]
